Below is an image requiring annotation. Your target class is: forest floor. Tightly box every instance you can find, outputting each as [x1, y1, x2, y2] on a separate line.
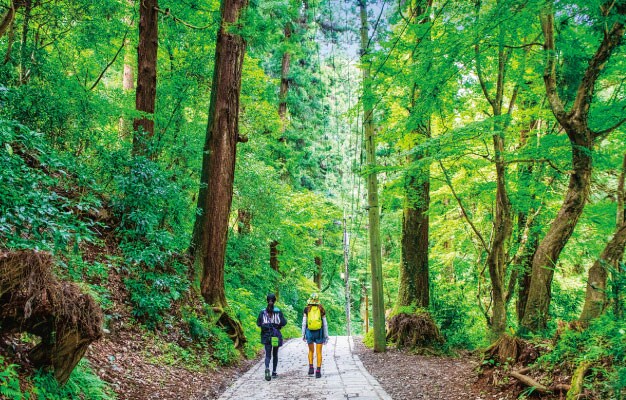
[86, 329, 257, 400]
[353, 338, 520, 400]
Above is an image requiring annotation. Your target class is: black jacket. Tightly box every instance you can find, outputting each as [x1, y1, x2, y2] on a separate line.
[256, 307, 287, 345]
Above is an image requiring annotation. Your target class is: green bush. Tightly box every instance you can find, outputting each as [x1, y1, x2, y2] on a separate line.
[0, 119, 99, 252]
[0, 357, 23, 400]
[539, 313, 626, 397]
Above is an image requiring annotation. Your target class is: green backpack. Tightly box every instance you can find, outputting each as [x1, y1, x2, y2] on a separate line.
[307, 305, 322, 330]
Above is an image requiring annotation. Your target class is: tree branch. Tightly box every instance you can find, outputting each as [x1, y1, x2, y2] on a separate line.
[438, 160, 491, 255]
[154, 6, 216, 30]
[540, 6, 567, 126]
[89, 29, 130, 91]
[575, 20, 625, 137]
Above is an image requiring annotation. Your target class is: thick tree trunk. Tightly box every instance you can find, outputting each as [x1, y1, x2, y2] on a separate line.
[522, 146, 592, 330]
[191, 0, 248, 347]
[132, 0, 158, 156]
[359, 0, 385, 353]
[521, 5, 624, 331]
[579, 222, 626, 322]
[580, 154, 626, 322]
[397, 1, 431, 311]
[398, 159, 430, 308]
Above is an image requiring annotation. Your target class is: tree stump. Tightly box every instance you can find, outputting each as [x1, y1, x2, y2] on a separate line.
[386, 311, 443, 348]
[0, 250, 103, 384]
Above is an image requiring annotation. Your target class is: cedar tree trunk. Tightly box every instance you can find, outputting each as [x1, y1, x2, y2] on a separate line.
[191, 0, 249, 347]
[359, 0, 385, 353]
[132, 0, 158, 156]
[397, 1, 431, 311]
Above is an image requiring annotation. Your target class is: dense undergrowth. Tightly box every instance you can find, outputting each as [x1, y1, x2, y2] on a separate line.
[0, 101, 340, 397]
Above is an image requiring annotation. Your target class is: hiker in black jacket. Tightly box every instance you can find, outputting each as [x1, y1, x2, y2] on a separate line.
[256, 293, 287, 381]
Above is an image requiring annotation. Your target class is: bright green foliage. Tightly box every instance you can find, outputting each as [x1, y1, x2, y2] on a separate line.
[0, 119, 100, 252]
[0, 357, 23, 400]
[0, 357, 115, 400]
[539, 313, 626, 397]
[31, 360, 116, 400]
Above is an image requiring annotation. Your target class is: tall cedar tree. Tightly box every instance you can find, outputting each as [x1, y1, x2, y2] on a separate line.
[397, 0, 432, 311]
[191, 0, 249, 347]
[133, 0, 158, 156]
[359, 0, 385, 353]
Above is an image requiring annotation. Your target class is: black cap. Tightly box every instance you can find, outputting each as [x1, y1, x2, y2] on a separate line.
[266, 293, 277, 302]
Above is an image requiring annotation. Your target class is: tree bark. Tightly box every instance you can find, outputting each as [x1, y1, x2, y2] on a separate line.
[521, 3, 624, 332]
[191, 0, 248, 347]
[314, 237, 322, 289]
[397, 0, 431, 311]
[0, 1, 23, 39]
[18, 0, 31, 84]
[474, 3, 514, 338]
[615, 154, 626, 318]
[278, 24, 291, 127]
[132, 0, 158, 156]
[579, 222, 626, 322]
[359, 0, 385, 353]
[580, 154, 626, 322]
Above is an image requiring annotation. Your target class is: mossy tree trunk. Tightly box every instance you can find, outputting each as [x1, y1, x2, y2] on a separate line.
[397, 0, 431, 311]
[359, 0, 385, 353]
[580, 155, 626, 323]
[521, 3, 625, 332]
[191, 0, 249, 348]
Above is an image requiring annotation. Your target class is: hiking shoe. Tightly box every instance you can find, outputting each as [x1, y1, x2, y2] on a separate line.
[308, 365, 314, 375]
[272, 372, 278, 378]
[265, 368, 271, 381]
[315, 369, 321, 378]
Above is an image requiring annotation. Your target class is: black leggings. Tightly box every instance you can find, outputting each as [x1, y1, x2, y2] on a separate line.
[264, 344, 279, 371]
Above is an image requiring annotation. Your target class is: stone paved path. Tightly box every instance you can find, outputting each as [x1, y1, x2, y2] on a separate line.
[218, 336, 392, 400]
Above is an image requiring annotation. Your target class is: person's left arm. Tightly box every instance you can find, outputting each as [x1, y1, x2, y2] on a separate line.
[279, 310, 287, 329]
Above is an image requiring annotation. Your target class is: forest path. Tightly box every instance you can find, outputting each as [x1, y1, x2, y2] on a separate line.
[217, 336, 392, 400]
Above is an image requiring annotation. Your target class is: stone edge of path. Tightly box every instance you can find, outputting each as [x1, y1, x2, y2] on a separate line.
[347, 336, 393, 400]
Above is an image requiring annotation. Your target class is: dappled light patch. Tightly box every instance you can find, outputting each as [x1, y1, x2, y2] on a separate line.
[0, 250, 103, 384]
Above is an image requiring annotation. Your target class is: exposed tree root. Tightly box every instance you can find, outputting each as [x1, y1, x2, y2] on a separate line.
[0, 250, 103, 384]
[212, 307, 246, 350]
[386, 311, 443, 348]
[484, 334, 540, 365]
[566, 361, 591, 400]
[510, 370, 571, 394]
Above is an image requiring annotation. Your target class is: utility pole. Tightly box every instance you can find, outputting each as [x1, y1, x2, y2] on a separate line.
[343, 217, 351, 336]
[359, 0, 385, 352]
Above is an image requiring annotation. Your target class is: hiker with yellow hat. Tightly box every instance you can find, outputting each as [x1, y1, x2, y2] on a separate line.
[301, 292, 328, 378]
